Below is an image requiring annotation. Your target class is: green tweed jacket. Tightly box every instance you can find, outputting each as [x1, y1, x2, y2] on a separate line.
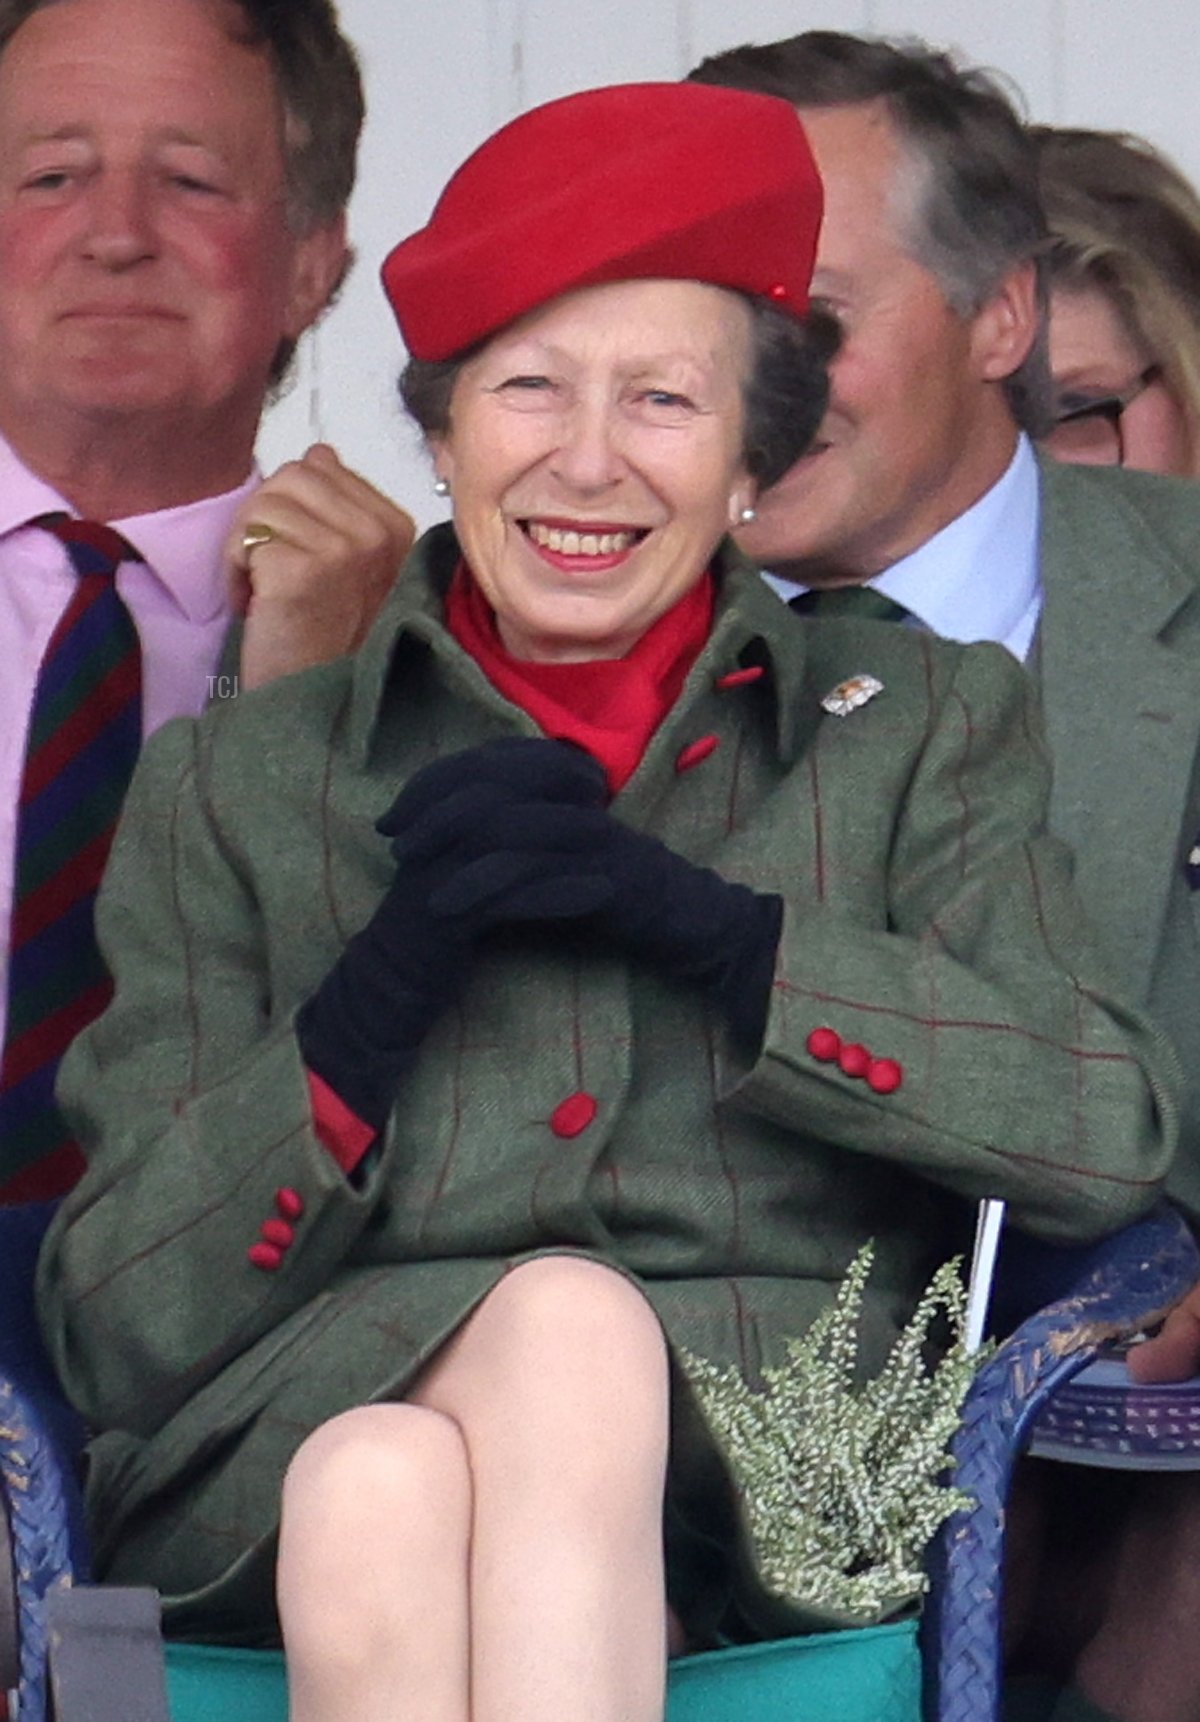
[37, 526, 1176, 1641]
[1038, 459, 1200, 1220]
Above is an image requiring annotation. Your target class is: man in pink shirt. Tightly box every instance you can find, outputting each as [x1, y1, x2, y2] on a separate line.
[0, 0, 414, 1199]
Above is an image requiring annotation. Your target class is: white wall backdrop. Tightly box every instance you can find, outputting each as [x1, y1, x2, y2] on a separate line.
[258, 0, 1200, 523]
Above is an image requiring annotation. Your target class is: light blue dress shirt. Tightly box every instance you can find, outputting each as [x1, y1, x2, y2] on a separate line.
[763, 435, 1042, 664]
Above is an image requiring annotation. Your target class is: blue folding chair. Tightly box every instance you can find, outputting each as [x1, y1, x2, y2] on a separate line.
[2, 1201, 1195, 1722]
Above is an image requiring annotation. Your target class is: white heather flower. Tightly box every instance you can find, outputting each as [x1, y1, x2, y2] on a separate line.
[681, 1245, 985, 1620]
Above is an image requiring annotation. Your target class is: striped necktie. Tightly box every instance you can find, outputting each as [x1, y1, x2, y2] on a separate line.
[0, 515, 143, 1201]
[789, 585, 910, 624]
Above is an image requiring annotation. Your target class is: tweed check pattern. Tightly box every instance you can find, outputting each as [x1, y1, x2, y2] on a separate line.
[36, 534, 1176, 1637]
[0, 515, 142, 1202]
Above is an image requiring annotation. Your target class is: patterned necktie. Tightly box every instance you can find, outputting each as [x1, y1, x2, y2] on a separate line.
[790, 585, 910, 624]
[0, 515, 143, 1202]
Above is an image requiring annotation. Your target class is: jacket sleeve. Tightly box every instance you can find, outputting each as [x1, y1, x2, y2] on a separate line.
[729, 640, 1180, 1242]
[37, 716, 390, 1436]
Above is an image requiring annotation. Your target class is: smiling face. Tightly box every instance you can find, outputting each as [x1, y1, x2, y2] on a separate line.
[435, 278, 756, 663]
[1044, 284, 1192, 476]
[736, 100, 1035, 584]
[0, 0, 345, 502]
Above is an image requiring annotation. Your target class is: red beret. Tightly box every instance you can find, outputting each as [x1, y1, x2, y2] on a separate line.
[382, 81, 822, 361]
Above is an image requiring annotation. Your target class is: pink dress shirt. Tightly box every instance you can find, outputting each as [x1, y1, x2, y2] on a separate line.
[0, 433, 260, 1047]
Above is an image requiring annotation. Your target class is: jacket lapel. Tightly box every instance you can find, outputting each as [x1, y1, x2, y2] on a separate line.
[1037, 459, 1200, 1001]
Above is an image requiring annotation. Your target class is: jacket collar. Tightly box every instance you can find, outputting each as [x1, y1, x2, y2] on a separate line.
[346, 524, 812, 768]
[1038, 453, 1200, 641]
[1037, 455, 1200, 1002]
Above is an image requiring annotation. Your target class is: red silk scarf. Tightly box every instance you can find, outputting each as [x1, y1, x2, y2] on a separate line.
[445, 563, 714, 792]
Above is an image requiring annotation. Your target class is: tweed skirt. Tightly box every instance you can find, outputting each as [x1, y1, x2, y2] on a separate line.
[86, 1246, 906, 1647]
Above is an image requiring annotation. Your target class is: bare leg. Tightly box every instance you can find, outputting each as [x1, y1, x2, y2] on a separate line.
[278, 1403, 472, 1722]
[412, 1255, 671, 1722]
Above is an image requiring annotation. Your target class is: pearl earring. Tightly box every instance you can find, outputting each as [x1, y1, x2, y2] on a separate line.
[738, 505, 757, 525]
[433, 477, 450, 497]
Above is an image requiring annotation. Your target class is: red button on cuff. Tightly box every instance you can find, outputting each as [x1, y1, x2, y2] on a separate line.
[675, 735, 720, 773]
[261, 1219, 296, 1250]
[550, 1091, 598, 1139]
[838, 1042, 871, 1079]
[248, 1242, 284, 1272]
[715, 667, 765, 691]
[276, 1187, 305, 1222]
[806, 1027, 841, 1063]
[867, 1058, 904, 1095]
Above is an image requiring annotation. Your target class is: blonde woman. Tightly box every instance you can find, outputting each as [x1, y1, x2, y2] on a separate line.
[1035, 124, 1200, 476]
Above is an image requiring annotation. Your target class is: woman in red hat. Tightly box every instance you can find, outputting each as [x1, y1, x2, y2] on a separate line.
[39, 82, 1175, 1722]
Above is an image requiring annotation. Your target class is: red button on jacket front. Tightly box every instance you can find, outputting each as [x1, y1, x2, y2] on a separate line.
[248, 1241, 284, 1272]
[715, 667, 764, 691]
[675, 736, 720, 773]
[550, 1092, 598, 1139]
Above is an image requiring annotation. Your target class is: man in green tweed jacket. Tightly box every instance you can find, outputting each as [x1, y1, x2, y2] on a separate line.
[687, 36, 1200, 1715]
[37, 531, 1176, 1644]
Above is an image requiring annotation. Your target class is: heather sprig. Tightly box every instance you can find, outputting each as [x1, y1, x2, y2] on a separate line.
[682, 1245, 985, 1618]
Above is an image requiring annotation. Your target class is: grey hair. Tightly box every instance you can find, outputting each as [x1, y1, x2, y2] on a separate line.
[689, 30, 1053, 433]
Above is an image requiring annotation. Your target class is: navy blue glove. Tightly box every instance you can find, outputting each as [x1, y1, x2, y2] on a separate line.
[397, 741, 784, 1048]
[296, 738, 615, 1130]
[580, 822, 782, 1047]
[378, 734, 608, 852]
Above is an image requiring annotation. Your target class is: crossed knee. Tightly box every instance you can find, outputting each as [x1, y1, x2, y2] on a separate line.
[410, 1258, 670, 1502]
[432, 1257, 667, 1410]
[280, 1403, 470, 1572]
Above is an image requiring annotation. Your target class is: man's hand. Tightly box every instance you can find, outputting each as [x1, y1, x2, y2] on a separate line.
[1126, 1280, 1200, 1383]
[227, 443, 416, 690]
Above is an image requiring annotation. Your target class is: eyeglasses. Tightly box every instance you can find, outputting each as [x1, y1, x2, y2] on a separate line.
[1043, 365, 1162, 466]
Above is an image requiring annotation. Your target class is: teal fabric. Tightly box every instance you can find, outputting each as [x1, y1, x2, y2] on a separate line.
[164, 1620, 921, 1721]
[165, 1643, 285, 1719]
[667, 1623, 920, 1719]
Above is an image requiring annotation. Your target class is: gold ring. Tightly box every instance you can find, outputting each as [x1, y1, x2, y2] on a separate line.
[240, 523, 276, 554]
